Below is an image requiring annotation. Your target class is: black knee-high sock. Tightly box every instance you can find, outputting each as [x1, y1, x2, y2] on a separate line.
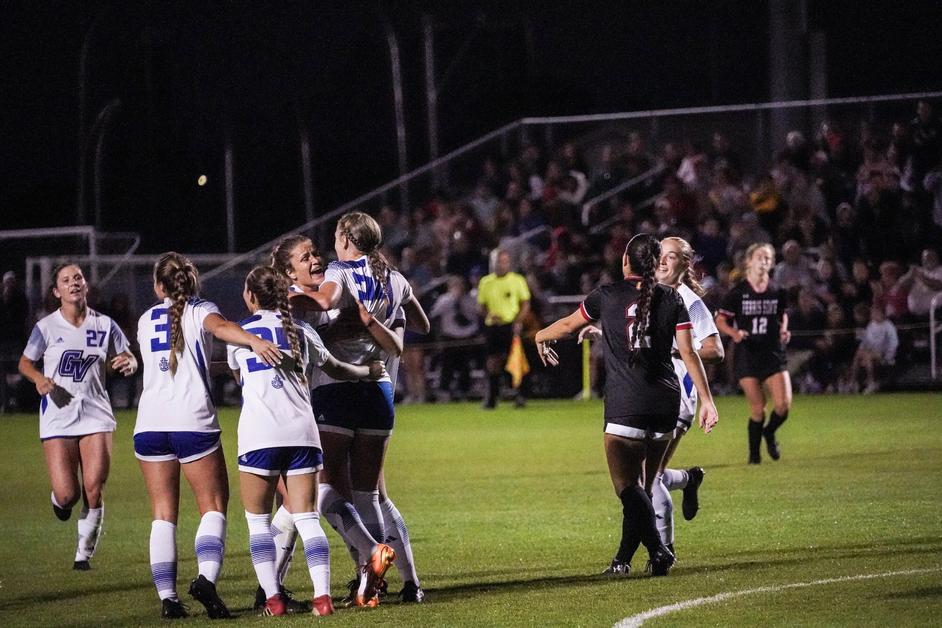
[487, 374, 500, 403]
[765, 410, 788, 435]
[615, 486, 660, 562]
[748, 419, 764, 460]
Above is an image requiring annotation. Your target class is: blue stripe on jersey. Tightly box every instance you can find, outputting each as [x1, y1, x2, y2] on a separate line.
[688, 299, 712, 326]
[238, 314, 262, 327]
[683, 373, 694, 396]
[194, 341, 214, 406]
[41, 396, 47, 414]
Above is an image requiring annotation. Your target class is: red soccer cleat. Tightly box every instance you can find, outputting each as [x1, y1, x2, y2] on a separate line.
[263, 593, 287, 616]
[311, 594, 335, 616]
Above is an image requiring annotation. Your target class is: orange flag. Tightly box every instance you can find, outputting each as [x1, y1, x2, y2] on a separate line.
[505, 335, 530, 389]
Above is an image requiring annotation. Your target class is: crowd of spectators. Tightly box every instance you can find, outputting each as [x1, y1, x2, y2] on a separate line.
[376, 99, 942, 399]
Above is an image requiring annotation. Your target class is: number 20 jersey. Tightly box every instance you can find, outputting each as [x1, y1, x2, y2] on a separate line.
[24, 309, 129, 439]
[135, 297, 221, 434]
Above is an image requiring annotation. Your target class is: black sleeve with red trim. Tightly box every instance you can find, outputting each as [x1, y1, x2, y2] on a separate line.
[580, 288, 602, 321]
[671, 288, 693, 331]
[717, 284, 739, 322]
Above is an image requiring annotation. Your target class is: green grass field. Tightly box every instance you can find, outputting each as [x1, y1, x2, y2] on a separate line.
[1, 393, 941, 627]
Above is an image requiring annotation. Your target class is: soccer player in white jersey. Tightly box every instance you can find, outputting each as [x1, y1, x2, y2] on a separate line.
[230, 265, 384, 617]
[18, 263, 137, 571]
[134, 252, 282, 620]
[304, 212, 430, 606]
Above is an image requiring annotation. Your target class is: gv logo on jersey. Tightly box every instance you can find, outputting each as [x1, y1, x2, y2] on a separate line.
[57, 350, 99, 382]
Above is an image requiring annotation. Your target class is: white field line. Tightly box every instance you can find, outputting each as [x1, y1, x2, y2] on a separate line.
[614, 566, 942, 628]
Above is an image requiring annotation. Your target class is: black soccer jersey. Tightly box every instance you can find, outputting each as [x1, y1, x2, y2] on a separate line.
[581, 278, 691, 418]
[718, 281, 787, 353]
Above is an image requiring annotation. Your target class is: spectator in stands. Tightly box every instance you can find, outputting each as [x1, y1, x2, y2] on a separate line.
[429, 276, 480, 402]
[660, 173, 699, 232]
[710, 131, 741, 177]
[378, 205, 409, 254]
[625, 131, 653, 176]
[772, 240, 813, 291]
[899, 248, 942, 321]
[812, 257, 842, 306]
[445, 231, 487, 280]
[0, 270, 28, 412]
[909, 100, 941, 186]
[708, 165, 749, 225]
[924, 160, 942, 243]
[727, 212, 771, 260]
[830, 202, 863, 268]
[808, 303, 856, 393]
[693, 217, 727, 277]
[469, 182, 500, 228]
[847, 305, 899, 394]
[749, 172, 784, 236]
[588, 144, 627, 198]
[560, 142, 588, 177]
[787, 289, 826, 381]
[873, 261, 909, 323]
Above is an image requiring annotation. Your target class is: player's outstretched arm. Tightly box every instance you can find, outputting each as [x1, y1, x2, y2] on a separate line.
[203, 313, 283, 367]
[18, 356, 55, 396]
[320, 355, 382, 381]
[534, 309, 589, 367]
[676, 327, 718, 433]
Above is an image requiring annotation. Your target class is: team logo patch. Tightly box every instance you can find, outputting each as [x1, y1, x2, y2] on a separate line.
[159, 357, 170, 372]
[56, 350, 99, 382]
[271, 375, 284, 389]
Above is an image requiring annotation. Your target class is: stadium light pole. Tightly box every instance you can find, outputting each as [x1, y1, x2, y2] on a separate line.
[92, 99, 123, 232]
[384, 17, 410, 214]
[77, 11, 107, 226]
[423, 14, 440, 185]
[297, 106, 315, 225]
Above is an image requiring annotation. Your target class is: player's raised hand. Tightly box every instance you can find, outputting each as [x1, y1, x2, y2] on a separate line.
[536, 339, 559, 367]
[733, 329, 749, 343]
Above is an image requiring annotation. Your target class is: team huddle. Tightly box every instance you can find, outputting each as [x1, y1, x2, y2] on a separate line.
[18, 212, 792, 618]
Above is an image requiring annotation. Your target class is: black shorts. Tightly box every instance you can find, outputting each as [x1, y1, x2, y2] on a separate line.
[734, 346, 787, 382]
[604, 414, 676, 441]
[485, 324, 515, 356]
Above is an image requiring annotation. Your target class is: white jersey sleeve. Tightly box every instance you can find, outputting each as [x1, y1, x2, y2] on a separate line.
[107, 319, 130, 356]
[672, 284, 719, 422]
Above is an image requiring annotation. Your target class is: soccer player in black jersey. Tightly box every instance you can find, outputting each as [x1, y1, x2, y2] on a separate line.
[715, 242, 792, 464]
[534, 234, 718, 577]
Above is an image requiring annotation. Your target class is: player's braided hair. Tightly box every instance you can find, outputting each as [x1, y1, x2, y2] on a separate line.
[663, 236, 706, 297]
[271, 234, 314, 279]
[154, 252, 199, 376]
[337, 211, 391, 296]
[246, 265, 305, 383]
[625, 233, 660, 367]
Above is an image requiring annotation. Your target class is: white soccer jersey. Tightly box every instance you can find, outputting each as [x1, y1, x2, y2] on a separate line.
[23, 309, 129, 439]
[227, 310, 330, 456]
[312, 259, 414, 387]
[289, 283, 330, 329]
[672, 283, 719, 421]
[386, 306, 406, 392]
[135, 297, 221, 434]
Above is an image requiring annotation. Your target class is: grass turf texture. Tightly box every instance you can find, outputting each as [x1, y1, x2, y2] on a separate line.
[0, 393, 940, 627]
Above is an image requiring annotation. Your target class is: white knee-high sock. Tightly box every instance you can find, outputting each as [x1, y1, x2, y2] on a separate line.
[194, 511, 226, 583]
[352, 490, 384, 551]
[245, 512, 279, 599]
[150, 520, 178, 601]
[318, 483, 376, 561]
[380, 497, 420, 585]
[75, 504, 103, 561]
[661, 468, 689, 491]
[293, 511, 330, 597]
[651, 474, 675, 546]
[271, 505, 297, 584]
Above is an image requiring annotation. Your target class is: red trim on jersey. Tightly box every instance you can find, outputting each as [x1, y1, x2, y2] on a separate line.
[579, 303, 595, 321]
[716, 308, 735, 319]
[624, 274, 642, 281]
[676, 321, 693, 330]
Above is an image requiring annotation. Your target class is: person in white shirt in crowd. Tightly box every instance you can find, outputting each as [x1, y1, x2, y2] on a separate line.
[429, 275, 480, 401]
[848, 305, 899, 394]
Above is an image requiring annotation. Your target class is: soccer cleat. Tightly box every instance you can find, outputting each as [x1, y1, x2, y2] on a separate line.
[340, 578, 358, 608]
[262, 593, 287, 617]
[188, 574, 232, 619]
[399, 580, 425, 603]
[161, 598, 189, 619]
[253, 586, 266, 612]
[602, 559, 631, 577]
[53, 503, 72, 522]
[311, 594, 335, 616]
[648, 545, 675, 577]
[748, 455, 761, 465]
[73, 559, 91, 571]
[254, 585, 310, 614]
[355, 544, 396, 607]
[763, 428, 781, 460]
[681, 467, 705, 521]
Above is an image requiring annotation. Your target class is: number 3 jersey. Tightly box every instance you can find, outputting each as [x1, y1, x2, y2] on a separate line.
[718, 281, 787, 356]
[227, 310, 331, 456]
[312, 257, 413, 387]
[23, 309, 129, 438]
[135, 297, 221, 434]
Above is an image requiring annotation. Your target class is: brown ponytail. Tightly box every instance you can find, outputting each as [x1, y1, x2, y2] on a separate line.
[154, 252, 200, 376]
[337, 211, 392, 295]
[246, 265, 305, 383]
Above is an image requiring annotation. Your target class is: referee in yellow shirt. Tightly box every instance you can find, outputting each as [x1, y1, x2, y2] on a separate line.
[477, 249, 531, 409]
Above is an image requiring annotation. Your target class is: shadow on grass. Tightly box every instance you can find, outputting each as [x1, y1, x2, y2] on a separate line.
[425, 537, 942, 602]
[883, 587, 942, 599]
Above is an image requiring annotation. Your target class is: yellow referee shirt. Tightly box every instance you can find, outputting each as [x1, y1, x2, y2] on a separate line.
[477, 272, 531, 326]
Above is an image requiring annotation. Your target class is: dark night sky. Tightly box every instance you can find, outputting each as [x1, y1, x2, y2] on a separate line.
[2, 1, 941, 256]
